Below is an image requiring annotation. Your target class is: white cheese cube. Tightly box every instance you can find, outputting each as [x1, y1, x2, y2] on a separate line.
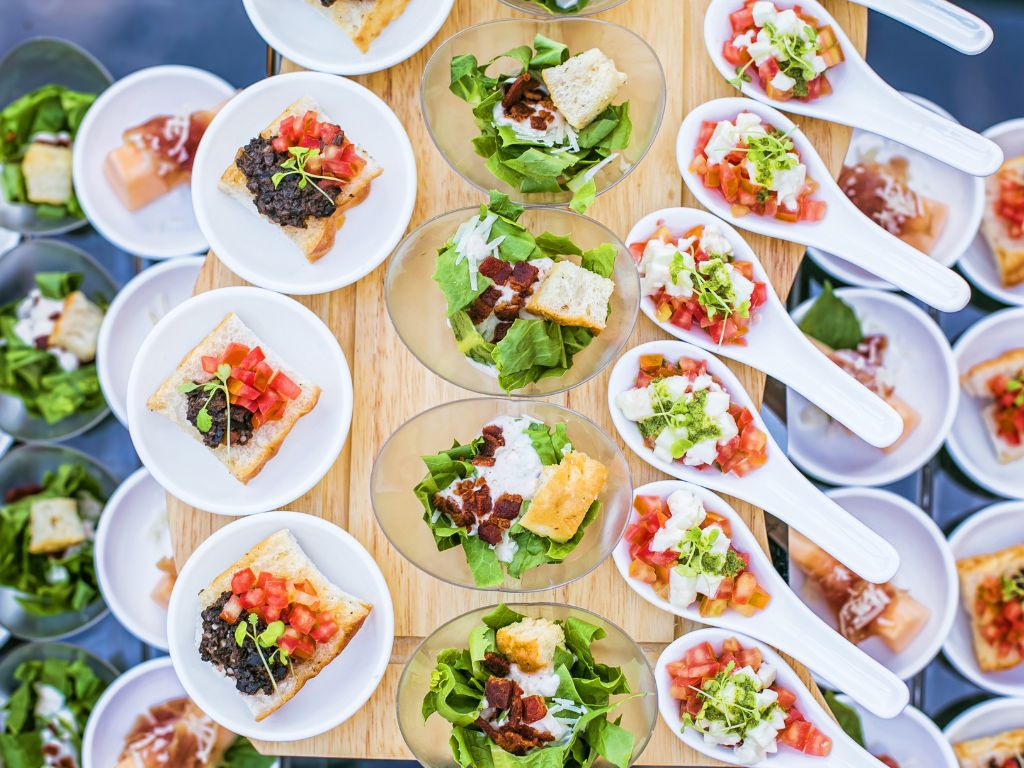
[699, 225, 733, 257]
[733, 739, 766, 765]
[616, 387, 653, 421]
[773, 9, 801, 33]
[751, 1, 778, 27]
[654, 428, 682, 462]
[757, 662, 777, 688]
[773, 163, 807, 211]
[769, 70, 797, 92]
[704, 120, 742, 165]
[716, 411, 740, 443]
[683, 436, 718, 466]
[704, 389, 731, 418]
[727, 265, 756, 309]
[690, 374, 713, 392]
[666, 489, 706, 528]
[650, 525, 686, 553]
[660, 375, 691, 401]
[669, 567, 698, 607]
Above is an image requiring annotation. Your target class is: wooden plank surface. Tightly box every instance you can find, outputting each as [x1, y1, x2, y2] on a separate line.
[168, 0, 866, 761]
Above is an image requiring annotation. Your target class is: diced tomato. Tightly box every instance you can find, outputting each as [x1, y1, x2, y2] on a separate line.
[289, 604, 317, 634]
[239, 345, 266, 369]
[775, 687, 798, 710]
[291, 588, 319, 608]
[629, 559, 657, 584]
[720, 161, 741, 202]
[256, 388, 281, 414]
[231, 367, 256, 387]
[736, 646, 762, 670]
[799, 198, 827, 222]
[231, 568, 256, 594]
[294, 579, 318, 596]
[269, 371, 301, 399]
[220, 343, 249, 367]
[261, 603, 283, 623]
[722, 39, 749, 67]
[201, 355, 219, 374]
[732, 571, 758, 605]
[271, 135, 289, 153]
[239, 588, 266, 609]
[264, 577, 290, 608]
[729, 6, 755, 33]
[695, 121, 717, 155]
[294, 635, 316, 660]
[220, 595, 244, 624]
[311, 620, 338, 643]
[781, 720, 813, 750]
[803, 729, 833, 756]
[699, 597, 729, 618]
[256, 571, 270, 588]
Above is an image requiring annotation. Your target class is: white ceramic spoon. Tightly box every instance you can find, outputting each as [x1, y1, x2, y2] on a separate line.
[850, 0, 993, 55]
[703, 0, 1002, 175]
[657, 628, 894, 767]
[615, 480, 909, 717]
[607, 338, 899, 583]
[625, 208, 902, 449]
[676, 97, 972, 313]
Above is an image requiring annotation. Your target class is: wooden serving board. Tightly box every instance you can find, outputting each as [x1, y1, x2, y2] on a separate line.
[169, 1, 866, 762]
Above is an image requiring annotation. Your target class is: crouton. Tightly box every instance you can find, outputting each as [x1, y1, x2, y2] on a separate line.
[541, 49, 627, 131]
[519, 451, 607, 543]
[28, 498, 85, 555]
[496, 617, 564, 672]
[525, 260, 615, 332]
[49, 291, 103, 363]
[22, 143, 73, 205]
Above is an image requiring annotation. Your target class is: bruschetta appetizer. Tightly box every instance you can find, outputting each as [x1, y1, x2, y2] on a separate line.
[197, 529, 371, 721]
[218, 96, 380, 262]
[146, 312, 320, 483]
[116, 697, 240, 768]
[956, 543, 1024, 673]
[304, 0, 410, 53]
[954, 728, 1024, 768]
[961, 349, 1024, 464]
[982, 155, 1024, 289]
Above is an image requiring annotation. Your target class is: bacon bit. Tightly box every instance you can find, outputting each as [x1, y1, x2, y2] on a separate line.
[502, 73, 533, 110]
[493, 494, 523, 520]
[482, 651, 511, 677]
[509, 261, 539, 291]
[521, 695, 547, 724]
[468, 286, 503, 324]
[479, 256, 512, 285]
[485, 676, 518, 709]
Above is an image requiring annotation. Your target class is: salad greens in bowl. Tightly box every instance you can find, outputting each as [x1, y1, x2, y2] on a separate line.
[371, 398, 632, 591]
[0, 444, 116, 640]
[0, 641, 116, 768]
[397, 603, 656, 768]
[420, 19, 664, 211]
[0, 239, 115, 442]
[496, 0, 629, 18]
[385, 194, 639, 396]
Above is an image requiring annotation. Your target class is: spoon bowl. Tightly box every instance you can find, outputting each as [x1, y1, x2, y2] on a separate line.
[614, 480, 909, 717]
[703, 0, 1001, 176]
[607, 339, 899, 583]
[676, 97, 971, 312]
[656, 628, 893, 767]
[626, 207, 902, 448]
[849, 0, 993, 55]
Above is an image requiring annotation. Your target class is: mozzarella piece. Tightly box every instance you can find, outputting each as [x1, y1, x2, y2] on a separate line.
[751, 1, 778, 27]
[769, 71, 796, 92]
[704, 120, 741, 165]
[699, 225, 733, 257]
[703, 389, 731, 418]
[616, 387, 653, 421]
[683, 436, 718, 467]
[666, 489, 707, 529]
[670, 566, 698, 608]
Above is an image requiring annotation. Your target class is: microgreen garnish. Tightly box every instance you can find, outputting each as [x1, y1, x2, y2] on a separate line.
[681, 661, 779, 738]
[669, 240, 745, 346]
[271, 146, 338, 205]
[1002, 572, 1024, 602]
[234, 612, 289, 694]
[674, 526, 747, 577]
[177, 363, 233, 456]
[637, 380, 722, 457]
[1006, 376, 1024, 408]
[760, 20, 820, 97]
[728, 60, 755, 90]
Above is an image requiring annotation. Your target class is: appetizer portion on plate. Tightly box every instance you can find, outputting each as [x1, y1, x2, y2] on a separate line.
[416, 415, 607, 588]
[623, 489, 770, 618]
[839, 154, 948, 255]
[0, 85, 96, 219]
[422, 604, 637, 767]
[105, 104, 220, 212]
[450, 36, 631, 212]
[953, 728, 1024, 768]
[689, 111, 825, 222]
[434, 192, 617, 392]
[0, 654, 109, 768]
[116, 696, 273, 768]
[956, 543, 1024, 673]
[146, 312, 320, 484]
[723, 0, 844, 103]
[961, 349, 1024, 464]
[982, 155, 1024, 289]
[614, 352, 767, 476]
[219, 95, 380, 262]
[196, 529, 371, 721]
[790, 531, 929, 653]
[0, 270, 105, 426]
[667, 637, 832, 762]
[797, 283, 920, 451]
[0, 462, 106, 617]
[303, 0, 410, 53]
[630, 221, 767, 345]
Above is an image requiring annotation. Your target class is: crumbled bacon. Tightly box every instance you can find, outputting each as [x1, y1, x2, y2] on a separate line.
[493, 494, 523, 520]
[476, 717, 555, 755]
[479, 425, 505, 457]
[502, 73, 533, 110]
[478, 521, 504, 545]
[485, 676, 518, 709]
[479, 256, 512, 285]
[472, 456, 497, 467]
[468, 285, 503, 324]
[509, 261, 539, 291]
[482, 651, 511, 677]
[494, 297, 525, 321]
[521, 695, 547, 724]
[493, 321, 513, 343]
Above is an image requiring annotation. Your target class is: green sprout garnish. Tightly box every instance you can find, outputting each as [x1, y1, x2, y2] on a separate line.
[1006, 377, 1024, 408]
[177, 363, 233, 456]
[271, 146, 338, 205]
[1002, 572, 1024, 602]
[728, 60, 755, 90]
[234, 612, 290, 694]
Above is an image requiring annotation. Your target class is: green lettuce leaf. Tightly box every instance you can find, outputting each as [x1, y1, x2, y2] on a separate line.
[798, 281, 863, 350]
[580, 244, 616, 279]
[524, 0, 589, 12]
[34, 271, 83, 300]
[221, 737, 276, 768]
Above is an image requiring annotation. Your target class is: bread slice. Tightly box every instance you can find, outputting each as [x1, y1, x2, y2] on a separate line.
[49, 291, 102, 363]
[218, 96, 381, 263]
[519, 451, 607, 543]
[961, 349, 1024, 463]
[198, 529, 372, 721]
[954, 728, 1024, 768]
[525, 260, 615, 332]
[146, 312, 320, 484]
[880, 394, 919, 455]
[541, 48, 627, 131]
[982, 156, 1024, 288]
[305, 0, 409, 52]
[495, 617, 564, 672]
[22, 142, 73, 205]
[28, 498, 84, 555]
[957, 544, 1024, 673]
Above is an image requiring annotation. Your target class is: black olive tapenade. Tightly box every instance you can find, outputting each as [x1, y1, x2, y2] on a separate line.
[235, 136, 341, 229]
[199, 591, 289, 696]
[185, 383, 254, 449]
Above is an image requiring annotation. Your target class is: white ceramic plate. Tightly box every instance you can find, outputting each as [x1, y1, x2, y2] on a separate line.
[94, 468, 173, 650]
[126, 286, 353, 516]
[82, 656, 279, 768]
[789, 488, 958, 681]
[959, 118, 1024, 306]
[946, 307, 1024, 499]
[943, 696, 1024, 746]
[243, 0, 454, 76]
[72, 66, 234, 259]
[191, 71, 416, 295]
[806, 94, 984, 290]
[944, 500, 1024, 696]
[832, 695, 957, 768]
[167, 511, 394, 741]
[787, 288, 958, 486]
[97, 256, 204, 426]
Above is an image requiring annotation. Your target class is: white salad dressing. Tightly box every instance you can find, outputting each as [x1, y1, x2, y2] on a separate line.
[492, 101, 579, 152]
[13, 289, 78, 372]
[33, 683, 79, 768]
[507, 663, 561, 698]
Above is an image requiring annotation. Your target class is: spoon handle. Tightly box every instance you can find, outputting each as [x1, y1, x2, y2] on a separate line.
[808, 201, 971, 312]
[852, 0, 993, 54]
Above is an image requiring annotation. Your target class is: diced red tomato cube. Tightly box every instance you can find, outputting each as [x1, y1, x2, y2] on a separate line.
[231, 568, 256, 595]
[289, 604, 317, 634]
[239, 588, 266, 609]
[220, 343, 250, 367]
[781, 720, 813, 750]
[220, 595, 244, 624]
[239, 346, 266, 370]
[269, 371, 301, 399]
[803, 729, 833, 756]
[311, 620, 338, 643]
[257, 388, 281, 414]
[201, 356, 220, 374]
[729, 6, 754, 33]
[261, 603, 283, 623]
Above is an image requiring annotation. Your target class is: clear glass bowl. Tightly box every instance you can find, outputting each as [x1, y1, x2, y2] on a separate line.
[385, 206, 639, 396]
[0, 444, 117, 639]
[0, 37, 112, 235]
[371, 397, 632, 591]
[397, 602, 658, 768]
[497, 0, 629, 17]
[0, 239, 116, 441]
[420, 18, 665, 206]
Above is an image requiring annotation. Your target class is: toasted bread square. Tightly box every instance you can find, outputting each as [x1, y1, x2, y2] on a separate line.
[22, 143, 73, 205]
[519, 451, 607, 543]
[541, 48, 627, 131]
[49, 291, 103, 363]
[961, 350, 1024, 463]
[496, 617, 564, 672]
[957, 544, 1024, 672]
[146, 312, 320, 484]
[954, 728, 1024, 768]
[525, 260, 615, 332]
[304, 0, 409, 52]
[982, 156, 1024, 288]
[28, 498, 84, 555]
[880, 394, 920, 454]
